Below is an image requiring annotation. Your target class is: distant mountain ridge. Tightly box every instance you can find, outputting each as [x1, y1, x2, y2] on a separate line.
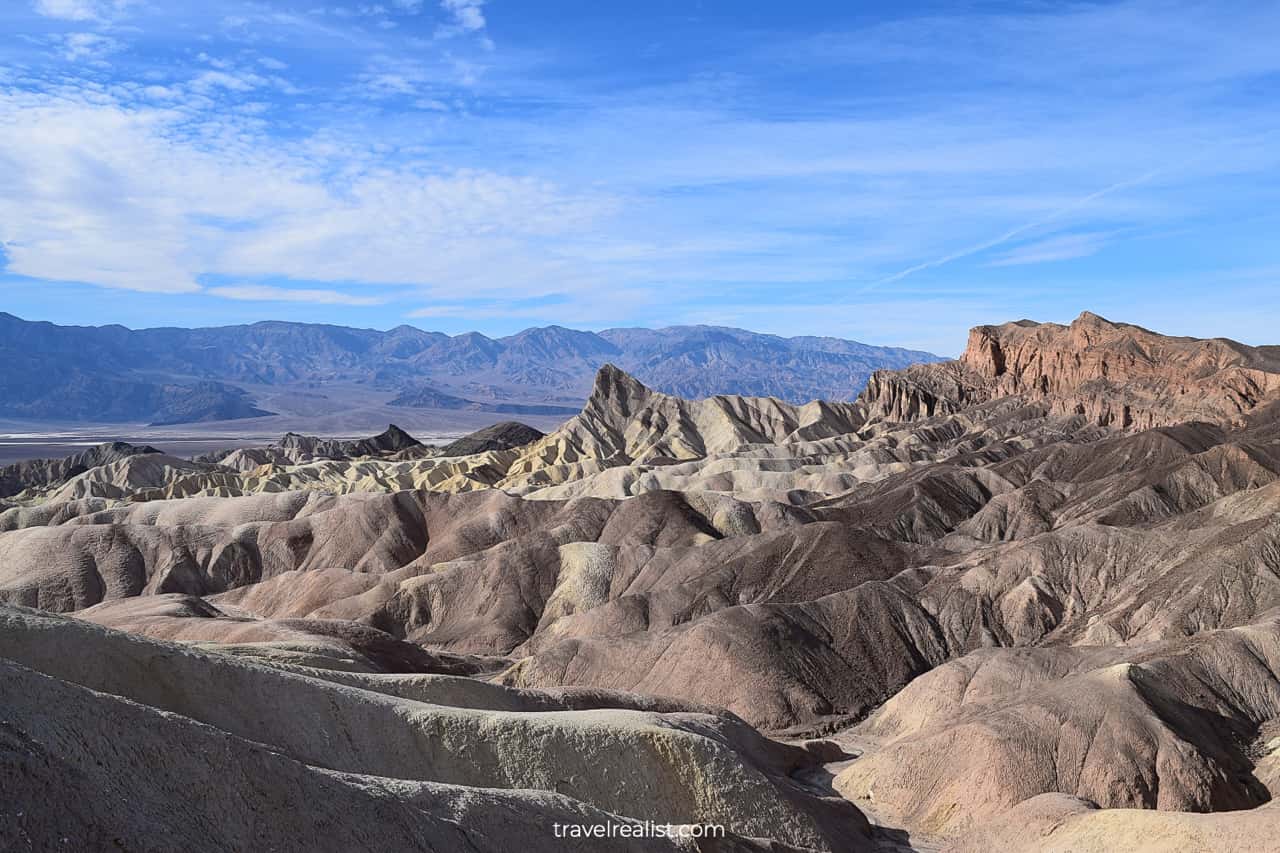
[0, 312, 941, 424]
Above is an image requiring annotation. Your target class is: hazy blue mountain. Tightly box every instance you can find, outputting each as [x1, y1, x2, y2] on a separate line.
[384, 384, 579, 416]
[0, 312, 942, 424]
[598, 325, 939, 402]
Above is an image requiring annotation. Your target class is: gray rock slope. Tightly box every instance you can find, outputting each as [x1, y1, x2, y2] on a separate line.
[0, 604, 870, 852]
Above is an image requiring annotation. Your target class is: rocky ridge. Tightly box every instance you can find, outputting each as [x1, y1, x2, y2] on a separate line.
[861, 312, 1280, 429]
[0, 440, 160, 499]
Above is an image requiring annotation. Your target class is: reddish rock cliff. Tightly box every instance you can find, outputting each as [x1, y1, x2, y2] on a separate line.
[862, 312, 1280, 429]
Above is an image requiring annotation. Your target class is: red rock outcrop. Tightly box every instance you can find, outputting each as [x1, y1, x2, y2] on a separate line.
[861, 312, 1280, 429]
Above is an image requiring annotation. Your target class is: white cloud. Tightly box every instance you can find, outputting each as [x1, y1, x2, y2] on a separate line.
[407, 304, 470, 317]
[219, 169, 611, 290]
[56, 32, 123, 62]
[406, 288, 657, 325]
[207, 285, 386, 305]
[360, 71, 419, 97]
[34, 0, 94, 20]
[32, 0, 133, 23]
[191, 70, 266, 93]
[354, 53, 478, 98]
[0, 90, 612, 298]
[438, 0, 485, 35]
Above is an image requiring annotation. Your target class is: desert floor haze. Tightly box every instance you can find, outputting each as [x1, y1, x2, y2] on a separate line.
[5, 311, 1280, 851]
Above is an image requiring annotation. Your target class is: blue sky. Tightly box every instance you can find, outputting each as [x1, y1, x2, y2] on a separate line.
[1, 0, 1278, 354]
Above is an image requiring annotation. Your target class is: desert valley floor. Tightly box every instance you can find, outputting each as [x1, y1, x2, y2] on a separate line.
[5, 312, 1280, 851]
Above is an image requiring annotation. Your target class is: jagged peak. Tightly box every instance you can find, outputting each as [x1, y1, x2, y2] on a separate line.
[370, 424, 421, 449]
[590, 363, 652, 403]
[377, 423, 415, 440]
[1072, 310, 1117, 327]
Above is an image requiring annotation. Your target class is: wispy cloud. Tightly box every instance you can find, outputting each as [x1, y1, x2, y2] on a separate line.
[407, 304, 471, 318]
[0, 86, 612, 295]
[207, 285, 387, 306]
[439, 0, 485, 34]
[190, 69, 265, 93]
[32, 0, 134, 23]
[863, 163, 1190, 291]
[987, 232, 1115, 268]
[55, 32, 122, 63]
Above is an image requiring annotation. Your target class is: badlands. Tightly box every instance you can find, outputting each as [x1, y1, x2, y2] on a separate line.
[5, 311, 1280, 851]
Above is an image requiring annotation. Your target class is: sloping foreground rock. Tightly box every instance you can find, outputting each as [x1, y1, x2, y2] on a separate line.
[944, 793, 1280, 853]
[1, 657, 793, 853]
[74, 593, 497, 675]
[835, 616, 1280, 836]
[0, 605, 870, 852]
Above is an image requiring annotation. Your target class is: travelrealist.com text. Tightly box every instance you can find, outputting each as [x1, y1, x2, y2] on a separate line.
[550, 821, 727, 839]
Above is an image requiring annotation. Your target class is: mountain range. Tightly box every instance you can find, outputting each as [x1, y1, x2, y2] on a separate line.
[0, 312, 940, 425]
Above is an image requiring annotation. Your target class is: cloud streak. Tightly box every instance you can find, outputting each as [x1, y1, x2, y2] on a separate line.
[861, 162, 1192, 292]
[206, 285, 388, 306]
[987, 232, 1115, 268]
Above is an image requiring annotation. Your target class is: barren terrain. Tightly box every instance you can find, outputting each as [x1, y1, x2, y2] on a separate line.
[5, 312, 1280, 851]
